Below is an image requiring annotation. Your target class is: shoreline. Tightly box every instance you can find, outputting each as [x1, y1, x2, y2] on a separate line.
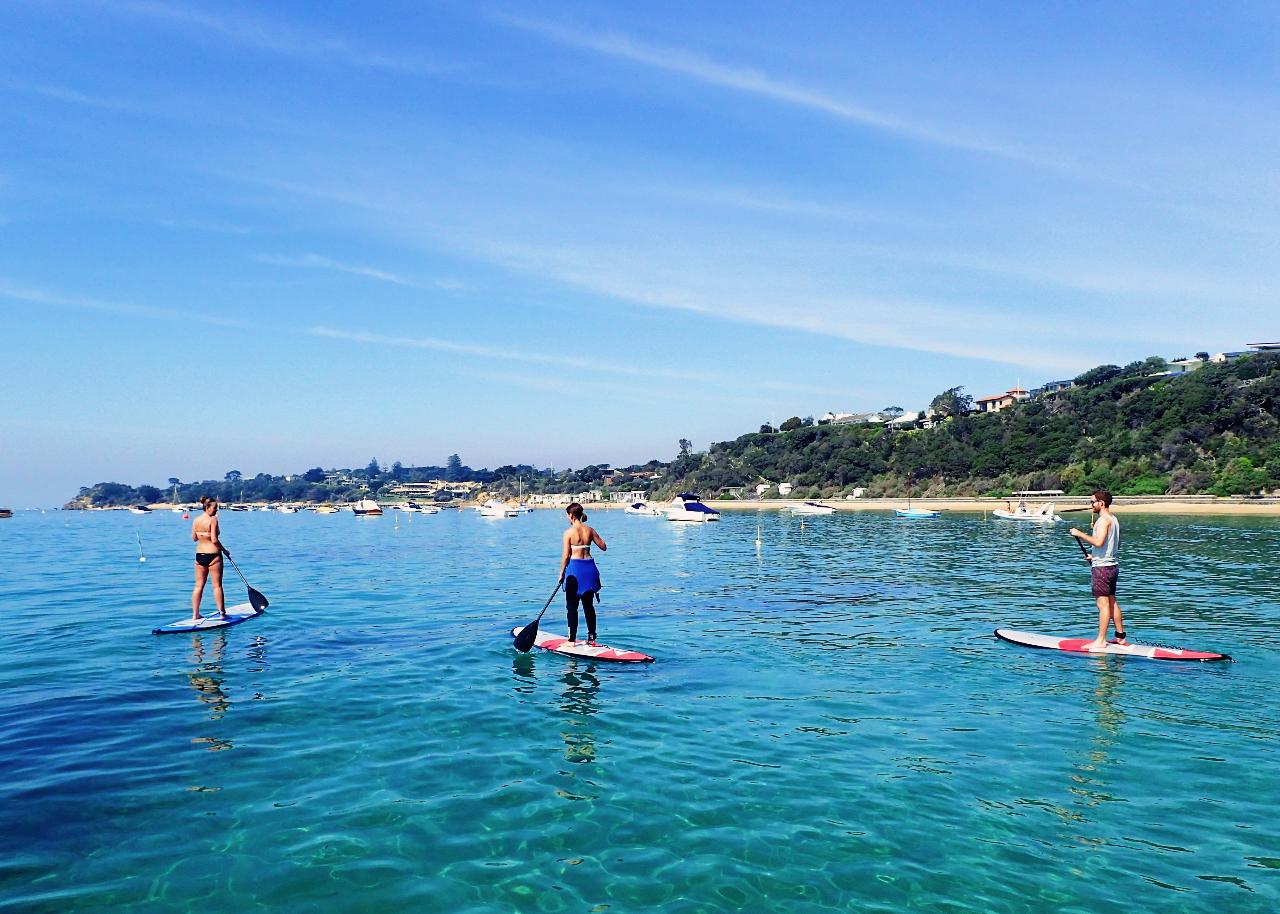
[59, 495, 1280, 517]
[601, 496, 1280, 517]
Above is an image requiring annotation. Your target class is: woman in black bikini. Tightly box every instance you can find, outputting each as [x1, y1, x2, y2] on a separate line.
[191, 496, 228, 621]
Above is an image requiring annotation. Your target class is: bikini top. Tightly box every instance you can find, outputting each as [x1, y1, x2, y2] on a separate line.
[569, 542, 591, 554]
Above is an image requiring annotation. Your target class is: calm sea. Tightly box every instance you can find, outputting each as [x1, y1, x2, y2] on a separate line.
[1, 508, 1277, 913]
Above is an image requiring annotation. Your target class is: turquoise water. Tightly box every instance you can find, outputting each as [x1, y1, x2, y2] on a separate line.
[1, 508, 1277, 913]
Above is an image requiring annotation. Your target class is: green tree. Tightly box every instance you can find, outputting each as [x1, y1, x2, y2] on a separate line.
[928, 387, 972, 419]
[779, 416, 803, 432]
[1211, 457, 1268, 496]
[303, 467, 326, 483]
[678, 438, 693, 457]
[446, 454, 463, 481]
[1074, 365, 1121, 386]
[224, 470, 242, 484]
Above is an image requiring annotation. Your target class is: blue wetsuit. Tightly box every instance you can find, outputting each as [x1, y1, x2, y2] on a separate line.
[564, 551, 601, 642]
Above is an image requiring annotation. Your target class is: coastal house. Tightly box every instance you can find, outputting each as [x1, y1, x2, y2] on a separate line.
[885, 411, 920, 430]
[718, 486, 746, 499]
[778, 483, 794, 496]
[530, 493, 575, 506]
[975, 388, 1029, 414]
[1165, 357, 1205, 375]
[833, 412, 884, 425]
[1210, 351, 1249, 363]
[1248, 341, 1280, 352]
[1029, 380, 1073, 397]
[387, 481, 444, 498]
[609, 490, 648, 503]
[755, 482, 773, 497]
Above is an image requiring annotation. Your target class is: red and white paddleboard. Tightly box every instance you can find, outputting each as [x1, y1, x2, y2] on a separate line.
[995, 629, 1230, 662]
[512, 626, 655, 663]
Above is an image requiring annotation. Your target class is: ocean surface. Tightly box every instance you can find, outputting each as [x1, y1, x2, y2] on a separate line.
[1, 507, 1277, 913]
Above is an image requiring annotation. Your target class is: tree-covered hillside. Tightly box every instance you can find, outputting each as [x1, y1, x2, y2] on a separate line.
[661, 353, 1280, 499]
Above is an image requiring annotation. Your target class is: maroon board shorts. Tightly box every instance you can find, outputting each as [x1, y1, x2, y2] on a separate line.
[1091, 565, 1119, 597]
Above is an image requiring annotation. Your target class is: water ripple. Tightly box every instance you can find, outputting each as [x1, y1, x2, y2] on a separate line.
[0, 509, 1277, 912]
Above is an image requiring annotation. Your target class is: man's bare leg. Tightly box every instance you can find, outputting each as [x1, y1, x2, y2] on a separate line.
[1084, 596, 1111, 650]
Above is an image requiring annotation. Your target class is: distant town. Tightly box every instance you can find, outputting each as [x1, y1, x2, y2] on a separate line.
[61, 342, 1280, 510]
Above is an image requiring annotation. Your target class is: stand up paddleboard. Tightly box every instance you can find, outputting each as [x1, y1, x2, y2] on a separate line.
[511, 626, 654, 663]
[153, 603, 262, 635]
[995, 629, 1230, 662]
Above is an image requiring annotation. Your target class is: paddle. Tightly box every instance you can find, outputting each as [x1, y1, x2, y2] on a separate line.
[1070, 506, 1097, 565]
[221, 547, 270, 612]
[514, 581, 563, 653]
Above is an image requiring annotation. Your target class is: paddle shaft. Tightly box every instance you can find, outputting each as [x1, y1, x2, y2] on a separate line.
[1071, 507, 1098, 565]
[537, 580, 563, 621]
[221, 547, 269, 610]
[514, 581, 563, 652]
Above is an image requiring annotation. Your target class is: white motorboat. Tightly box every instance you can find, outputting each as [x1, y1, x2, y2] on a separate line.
[791, 502, 835, 515]
[479, 499, 518, 518]
[993, 503, 1062, 523]
[406, 501, 441, 515]
[128, 505, 152, 515]
[315, 505, 338, 514]
[666, 493, 720, 522]
[352, 499, 383, 516]
[277, 505, 297, 514]
[624, 501, 663, 516]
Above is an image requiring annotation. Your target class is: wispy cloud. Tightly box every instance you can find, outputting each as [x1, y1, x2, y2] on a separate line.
[491, 13, 1054, 168]
[256, 254, 414, 287]
[462, 241, 1088, 374]
[0, 281, 247, 328]
[0, 77, 152, 113]
[97, 0, 452, 76]
[308, 324, 722, 384]
[306, 325, 860, 398]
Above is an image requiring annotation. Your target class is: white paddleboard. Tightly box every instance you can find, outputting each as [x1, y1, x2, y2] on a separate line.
[512, 626, 654, 663]
[153, 602, 261, 635]
[995, 628, 1230, 662]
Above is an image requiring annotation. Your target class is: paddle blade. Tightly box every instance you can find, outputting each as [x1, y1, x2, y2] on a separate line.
[513, 621, 539, 653]
[248, 586, 269, 612]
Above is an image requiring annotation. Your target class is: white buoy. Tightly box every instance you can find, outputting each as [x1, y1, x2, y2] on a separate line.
[135, 531, 147, 562]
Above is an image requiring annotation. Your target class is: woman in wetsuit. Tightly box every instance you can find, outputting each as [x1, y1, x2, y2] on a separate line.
[559, 502, 607, 644]
[191, 496, 228, 621]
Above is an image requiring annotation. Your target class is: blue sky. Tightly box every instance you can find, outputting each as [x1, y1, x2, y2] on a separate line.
[2, 1, 1276, 506]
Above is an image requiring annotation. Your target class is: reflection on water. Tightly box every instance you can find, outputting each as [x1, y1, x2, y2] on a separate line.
[187, 632, 229, 721]
[1, 508, 1277, 913]
[559, 665, 601, 765]
[1070, 661, 1124, 809]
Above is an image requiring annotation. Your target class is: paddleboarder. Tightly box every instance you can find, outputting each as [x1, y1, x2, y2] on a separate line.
[559, 502, 606, 645]
[191, 496, 228, 622]
[1069, 489, 1126, 650]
